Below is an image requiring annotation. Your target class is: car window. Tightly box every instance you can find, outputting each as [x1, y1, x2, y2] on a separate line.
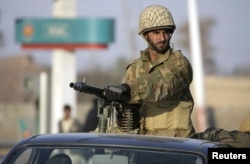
[14, 148, 32, 164]
[11, 146, 204, 164]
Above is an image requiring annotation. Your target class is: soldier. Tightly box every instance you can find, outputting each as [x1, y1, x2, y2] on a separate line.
[190, 127, 250, 148]
[105, 5, 195, 137]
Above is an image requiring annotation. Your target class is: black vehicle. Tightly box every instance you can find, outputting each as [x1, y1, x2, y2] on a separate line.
[1, 132, 228, 164]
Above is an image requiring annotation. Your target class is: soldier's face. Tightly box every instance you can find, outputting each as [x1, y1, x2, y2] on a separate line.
[145, 29, 171, 54]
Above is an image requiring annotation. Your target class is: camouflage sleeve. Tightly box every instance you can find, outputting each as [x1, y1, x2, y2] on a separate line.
[122, 60, 141, 103]
[159, 53, 193, 99]
[124, 51, 193, 102]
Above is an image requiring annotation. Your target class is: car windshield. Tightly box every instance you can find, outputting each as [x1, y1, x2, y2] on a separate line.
[12, 146, 204, 164]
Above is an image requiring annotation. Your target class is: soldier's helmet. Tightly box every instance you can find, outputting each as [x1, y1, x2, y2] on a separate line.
[138, 5, 176, 35]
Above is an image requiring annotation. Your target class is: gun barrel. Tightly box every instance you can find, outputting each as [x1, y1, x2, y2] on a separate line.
[69, 82, 75, 88]
[69, 82, 84, 91]
[69, 82, 106, 99]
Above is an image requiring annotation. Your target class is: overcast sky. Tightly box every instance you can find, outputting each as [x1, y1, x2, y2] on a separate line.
[0, 0, 250, 74]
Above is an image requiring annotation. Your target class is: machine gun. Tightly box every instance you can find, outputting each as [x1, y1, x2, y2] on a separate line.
[69, 82, 140, 134]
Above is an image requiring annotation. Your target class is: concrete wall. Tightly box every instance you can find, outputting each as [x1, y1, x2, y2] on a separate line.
[0, 103, 37, 142]
[191, 76, 250, 131]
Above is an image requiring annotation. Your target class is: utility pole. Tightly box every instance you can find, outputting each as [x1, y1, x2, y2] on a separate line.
[187, 0, 208, 132]
[51, 0, 77, 133]
[39, 72, 48, 134]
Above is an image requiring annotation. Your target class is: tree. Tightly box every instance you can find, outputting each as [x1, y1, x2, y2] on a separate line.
[176, 17, 217, 74]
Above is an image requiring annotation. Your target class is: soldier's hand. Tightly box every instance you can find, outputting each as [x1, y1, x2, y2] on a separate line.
[104, 83, 131, 103]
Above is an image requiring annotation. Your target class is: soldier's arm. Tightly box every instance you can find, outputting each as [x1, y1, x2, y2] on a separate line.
[159, 55, 193, 98]
[122, 63, 141, 103]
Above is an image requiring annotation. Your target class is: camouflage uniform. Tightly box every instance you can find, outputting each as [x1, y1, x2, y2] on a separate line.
[122, 47, 195, 137]
[190, 127, 250, 148]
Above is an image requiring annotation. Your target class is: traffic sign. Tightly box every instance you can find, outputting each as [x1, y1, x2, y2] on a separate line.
[15, 18, 114, 49]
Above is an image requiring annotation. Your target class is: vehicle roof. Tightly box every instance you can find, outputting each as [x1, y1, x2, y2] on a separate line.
[13, 133, 227, 154]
